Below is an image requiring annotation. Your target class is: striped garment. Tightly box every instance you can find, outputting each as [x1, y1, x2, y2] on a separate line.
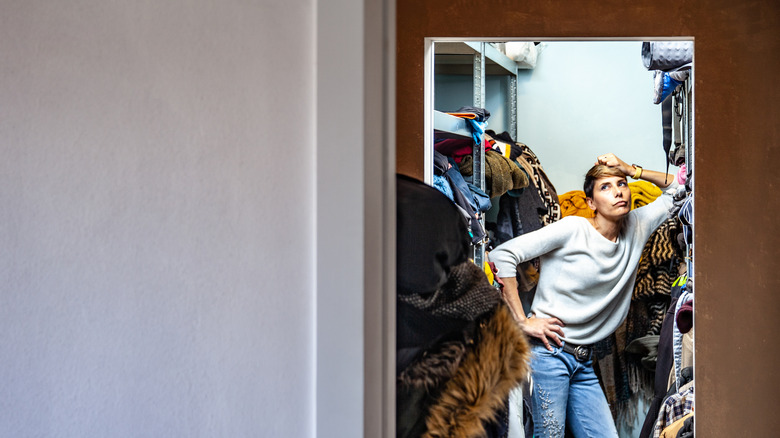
[517, 142, 561, 226]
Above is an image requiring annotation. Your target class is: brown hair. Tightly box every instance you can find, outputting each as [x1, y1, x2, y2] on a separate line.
[583, 165, 627, 198]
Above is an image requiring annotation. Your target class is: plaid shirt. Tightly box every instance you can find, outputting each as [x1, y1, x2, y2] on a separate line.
[653, 385, 694, 438]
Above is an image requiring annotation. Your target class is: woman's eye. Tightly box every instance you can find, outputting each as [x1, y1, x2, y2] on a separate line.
[601, 184, 609, 190]
[618, 181, 627, 187]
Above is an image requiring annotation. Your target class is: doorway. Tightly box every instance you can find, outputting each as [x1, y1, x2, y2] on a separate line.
[411, 39, 694, 437]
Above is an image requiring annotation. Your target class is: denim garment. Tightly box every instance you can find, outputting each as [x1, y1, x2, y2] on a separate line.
[530, 344, 618, 438]
[444, 159, 480, 213]
[432, 175, 454, 201]
[466, 182, 492, 213]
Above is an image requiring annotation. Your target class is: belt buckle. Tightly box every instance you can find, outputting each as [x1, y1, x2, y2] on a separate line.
[573, 345, 590, 362]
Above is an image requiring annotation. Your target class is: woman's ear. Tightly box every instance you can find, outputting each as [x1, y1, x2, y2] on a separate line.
[586, 197, 596, 211]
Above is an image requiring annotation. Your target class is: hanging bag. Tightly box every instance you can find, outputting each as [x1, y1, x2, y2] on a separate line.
[642, 42, 693, 71]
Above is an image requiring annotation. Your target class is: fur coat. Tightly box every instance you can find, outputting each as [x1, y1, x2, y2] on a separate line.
[397, 305, 531, 438]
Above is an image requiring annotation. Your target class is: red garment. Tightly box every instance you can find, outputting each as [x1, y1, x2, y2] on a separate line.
[434, 138, 492, 164]
[676, 301, 693, 334]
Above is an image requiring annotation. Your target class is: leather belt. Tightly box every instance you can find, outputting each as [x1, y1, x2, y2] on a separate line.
[531, 339, 593, 362]
[562, 342, 592, 362]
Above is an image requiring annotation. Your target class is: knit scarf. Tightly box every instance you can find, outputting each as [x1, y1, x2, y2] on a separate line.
[398, 260, 501, 321]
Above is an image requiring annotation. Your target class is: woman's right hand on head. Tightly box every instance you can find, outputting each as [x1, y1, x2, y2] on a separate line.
[596, 153, 634, 177]
[521, 316, 566, 351]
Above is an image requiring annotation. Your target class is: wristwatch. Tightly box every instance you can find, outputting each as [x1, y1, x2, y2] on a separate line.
[631, 164, 643, 179]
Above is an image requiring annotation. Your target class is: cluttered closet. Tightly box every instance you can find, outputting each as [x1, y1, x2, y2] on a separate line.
[397, 41, 695, 437]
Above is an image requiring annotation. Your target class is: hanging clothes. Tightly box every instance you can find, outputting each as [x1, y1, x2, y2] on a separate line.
[396, 174, 471, 297]
[676, 414, 694, 438]
[483, 132, 546, 248]
[633, 218, 685, 309]
[675, 300, 693, 334]
[652, 384, 694, 438]
[485, 130, 522, 161]
[492, 185, 545, 247]
[639, 295, 681, 438]
[396, 174, 531, 438]
[658, 412, 693, 438]
[516, 142, 561, 225]
[433, 151, 488, 245]
[432, 175, 454, 201]
[671, 292, 693, 391]
[397, 304, 530, 438]
[435, 137, 492, 164]
[458, 150, 529, 199]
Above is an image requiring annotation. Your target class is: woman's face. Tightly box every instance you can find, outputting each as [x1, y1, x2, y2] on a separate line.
[587, 176, 632, 219]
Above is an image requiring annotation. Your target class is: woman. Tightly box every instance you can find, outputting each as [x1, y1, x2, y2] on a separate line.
[488, 153, 680, 437]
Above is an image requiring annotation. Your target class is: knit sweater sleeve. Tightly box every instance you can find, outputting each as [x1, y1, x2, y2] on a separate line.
[628, 179, 680, 236]
[488, 218, 576, 279]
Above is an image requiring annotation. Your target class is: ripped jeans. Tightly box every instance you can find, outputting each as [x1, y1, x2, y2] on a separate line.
[530, 343, 618, 438]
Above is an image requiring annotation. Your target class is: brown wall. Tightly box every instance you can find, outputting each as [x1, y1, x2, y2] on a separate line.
[396, 0, 780, 435]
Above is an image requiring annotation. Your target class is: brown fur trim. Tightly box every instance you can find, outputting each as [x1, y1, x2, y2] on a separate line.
[423, 305, 531, 438]
[398, 341, 468, 391]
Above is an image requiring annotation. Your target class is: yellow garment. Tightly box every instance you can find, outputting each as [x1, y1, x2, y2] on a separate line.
[659, 412, 694, 438]
[629, 180, 662, 209]
[483, 261, 495, 285]
[558, 191, 594, 218]
[558, 181, 663, 218]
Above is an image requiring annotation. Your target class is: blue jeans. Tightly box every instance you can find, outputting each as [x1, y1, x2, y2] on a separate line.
[530, 343, 618, 438]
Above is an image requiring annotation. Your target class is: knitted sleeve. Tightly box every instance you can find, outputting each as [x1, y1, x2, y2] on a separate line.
[488, 217, 574, 278]
[630, 180, 679, 234]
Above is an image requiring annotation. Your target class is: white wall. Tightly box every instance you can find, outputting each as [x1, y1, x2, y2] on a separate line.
[0, 1, 319, 436]
[518, 42, 677, 194]
[316, 0, 371, 436]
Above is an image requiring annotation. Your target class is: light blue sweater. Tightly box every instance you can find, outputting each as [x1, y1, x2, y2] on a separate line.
[489, 183, 678, 345]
